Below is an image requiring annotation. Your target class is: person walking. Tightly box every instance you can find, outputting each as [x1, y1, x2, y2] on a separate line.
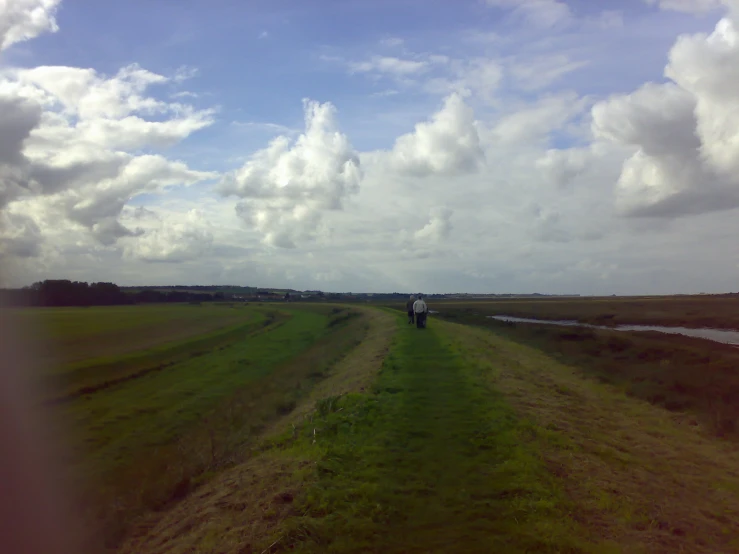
[413, 294, 428, 329]
[406, 295, 416, 325]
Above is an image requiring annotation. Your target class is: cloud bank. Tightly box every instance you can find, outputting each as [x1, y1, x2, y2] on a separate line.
[3, 0, 739, 295]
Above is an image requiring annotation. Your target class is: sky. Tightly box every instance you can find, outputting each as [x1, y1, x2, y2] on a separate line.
[1, 0, 739, 295]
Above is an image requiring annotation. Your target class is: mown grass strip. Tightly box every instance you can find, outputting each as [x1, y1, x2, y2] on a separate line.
[117, 310, 371, 548]
[76, 308, 370, 549]
[70, 310, 328, 476]
[115, 307, 398, 554]
[270, 314, 608, 553]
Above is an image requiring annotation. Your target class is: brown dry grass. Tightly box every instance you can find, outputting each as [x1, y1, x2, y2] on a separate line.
[118, 452, 314, 554]
[437, 319, 739, 553]
[116, 307, 397, 554]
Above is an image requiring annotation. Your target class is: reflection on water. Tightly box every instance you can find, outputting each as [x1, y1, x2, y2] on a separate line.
[489, 315, 739, 346]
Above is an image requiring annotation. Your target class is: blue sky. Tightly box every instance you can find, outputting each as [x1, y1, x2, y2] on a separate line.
[16, 0, 718, 158]
[2, 0, 739, 294]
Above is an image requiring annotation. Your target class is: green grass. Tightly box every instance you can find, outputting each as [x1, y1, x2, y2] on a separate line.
[268, 314, 605, 553]
[435, 307, 739, 440]
[49, 310, 278, 400]
[17, 303, 260, 369]
[66, 306, 373, 548]
[16, 304, 204, 341]
[70, 309, 328, 474]
[435, 318, 739, 553]
[106, 306, 739, 553]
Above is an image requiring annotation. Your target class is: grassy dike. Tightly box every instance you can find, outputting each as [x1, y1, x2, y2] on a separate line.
[119, 308, 739, 553]
[267, 313, 610, 553]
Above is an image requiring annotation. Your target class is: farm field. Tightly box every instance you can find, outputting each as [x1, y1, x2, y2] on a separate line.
[16, 303, 264, 371]
[18, 298, 739, 552]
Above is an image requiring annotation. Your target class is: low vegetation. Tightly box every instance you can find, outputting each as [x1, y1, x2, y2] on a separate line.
[29, 304, 367, 548]
[19, 303, 262, 371]
[118, 308, 397, 554]
[439, 319, 739, 553]
[22, 296, 739, 552]
[265, 316, 604, 553]
[437, 307, 739, 440]
[49, 312, 280, 402]
[430, 296, 739, 329]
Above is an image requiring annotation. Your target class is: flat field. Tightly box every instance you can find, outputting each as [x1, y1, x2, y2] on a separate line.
[15, 298, 739, 553]
[16, 303, 261, 368]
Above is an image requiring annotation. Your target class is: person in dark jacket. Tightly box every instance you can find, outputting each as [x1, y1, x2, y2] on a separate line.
[406, 295, 416, 324]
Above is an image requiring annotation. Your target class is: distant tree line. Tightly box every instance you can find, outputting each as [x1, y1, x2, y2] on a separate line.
[0, 280, 225, 307]
[127, 285, 268, 294]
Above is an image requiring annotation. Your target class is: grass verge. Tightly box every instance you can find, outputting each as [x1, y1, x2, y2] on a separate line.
[437, 319, 739, 553]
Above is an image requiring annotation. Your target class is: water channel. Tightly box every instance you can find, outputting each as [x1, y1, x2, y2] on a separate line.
[489, 315, 739, 347]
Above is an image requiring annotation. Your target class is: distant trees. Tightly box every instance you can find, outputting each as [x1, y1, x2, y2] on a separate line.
[0, 280, 227, 307]
[28, 280, 129, 307]
[126, 289, 216, 304]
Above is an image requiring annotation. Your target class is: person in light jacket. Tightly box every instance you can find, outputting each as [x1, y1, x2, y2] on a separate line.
[406, 295, 416, 325]
[413, 294, 429, 329]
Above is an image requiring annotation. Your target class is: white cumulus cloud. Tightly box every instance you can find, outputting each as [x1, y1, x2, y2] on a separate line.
[390, 93, 484, 176]
[667, 17, 739, 176]
[122, 208, 214, 263]
[0, 0, 60, 51]
[219, 99, 362, 248]
[535, 147, 593, 188]
[63, 155, 216, 244]
[588, 13, 739, 217]
[414, 207, 453, 243]
[0, 56, 217, 263]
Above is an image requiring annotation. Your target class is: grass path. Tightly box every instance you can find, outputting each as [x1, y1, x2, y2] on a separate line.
[277, 317, 602, 553]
